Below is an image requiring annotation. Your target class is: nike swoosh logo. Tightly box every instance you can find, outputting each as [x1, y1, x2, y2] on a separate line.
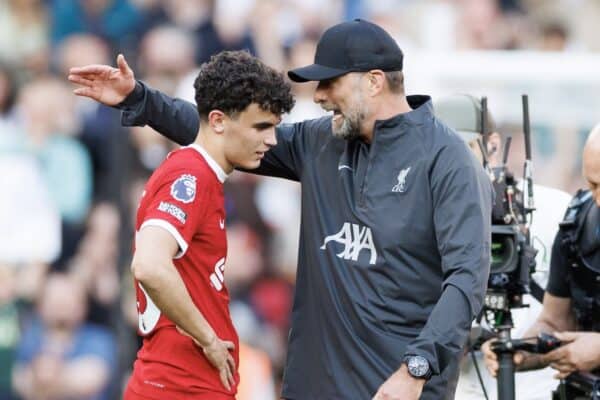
[338, 165, 353, 171]
[219, 218, 225, 229]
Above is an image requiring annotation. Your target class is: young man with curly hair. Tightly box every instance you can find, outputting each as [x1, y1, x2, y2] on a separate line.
[81, 50, 293, 400]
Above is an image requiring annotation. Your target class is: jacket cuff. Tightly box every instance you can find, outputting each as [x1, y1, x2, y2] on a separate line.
[117, 80, 145, 109]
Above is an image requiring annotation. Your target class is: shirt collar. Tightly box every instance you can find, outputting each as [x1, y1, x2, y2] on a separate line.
[187, 144, 229, 183]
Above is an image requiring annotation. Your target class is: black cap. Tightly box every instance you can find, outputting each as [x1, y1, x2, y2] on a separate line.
[288, 19, 404, 83]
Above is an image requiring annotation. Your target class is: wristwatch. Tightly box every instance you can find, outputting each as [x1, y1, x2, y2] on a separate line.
[403, 355, 432, 380]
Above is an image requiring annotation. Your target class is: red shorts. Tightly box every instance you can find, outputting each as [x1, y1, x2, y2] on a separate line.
[123, 383, 235, 400]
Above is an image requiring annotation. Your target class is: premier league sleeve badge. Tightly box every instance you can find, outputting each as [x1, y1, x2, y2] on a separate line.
[170, 174, 197, 204]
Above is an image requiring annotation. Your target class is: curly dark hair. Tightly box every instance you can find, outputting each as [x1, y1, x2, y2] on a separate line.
[194, 50, 294, 120]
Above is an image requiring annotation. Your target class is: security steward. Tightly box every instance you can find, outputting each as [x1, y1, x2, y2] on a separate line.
[482, 123, 600, 397]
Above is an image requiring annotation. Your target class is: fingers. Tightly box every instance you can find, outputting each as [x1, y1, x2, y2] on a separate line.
[218, 360, 235, 391]
[227, 354, 236, 372]
[68, 74, 94, 88]
[73, 87, 98, 99]
[554, 370, 573, 380]
[223, 340, 235, 351]
[552, 362, 575, 380]
[219, 369, 232, 391]
[550, 361, 575, 373]
[226, 364, 235, 389]
[117, 54, 132, 75]
[543, 346, 567, 364]
[553, 331, 579, 343]
[513, 351, 524, 365]
[69, 65, 114, 76]
[482, 341, 499, 376]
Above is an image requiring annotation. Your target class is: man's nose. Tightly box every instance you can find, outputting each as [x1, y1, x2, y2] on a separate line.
[313, 83, 327, 104]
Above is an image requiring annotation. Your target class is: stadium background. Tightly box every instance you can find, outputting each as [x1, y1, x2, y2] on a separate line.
[0, 0, 599, 399]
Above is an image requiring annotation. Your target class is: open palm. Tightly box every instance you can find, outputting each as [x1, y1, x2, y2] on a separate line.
[68, 54, 136, 106]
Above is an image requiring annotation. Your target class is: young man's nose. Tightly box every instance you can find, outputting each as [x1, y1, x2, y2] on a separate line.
[265, 128, 277, 147]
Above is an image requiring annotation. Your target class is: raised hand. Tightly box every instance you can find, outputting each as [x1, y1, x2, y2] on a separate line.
[68, 54, 136, 106]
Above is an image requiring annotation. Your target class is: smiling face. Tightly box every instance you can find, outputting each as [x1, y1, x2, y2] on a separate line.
[313, 73, 369, 141]
[222, 103, 281, 170]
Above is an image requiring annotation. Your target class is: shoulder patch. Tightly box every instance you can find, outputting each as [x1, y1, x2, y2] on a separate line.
[157, 201, 187, 224]
[170, 174, 197, 204]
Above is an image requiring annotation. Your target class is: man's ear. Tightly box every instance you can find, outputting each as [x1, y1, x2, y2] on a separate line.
[208, 110, 226, 133]
[366, 70, 385, 96]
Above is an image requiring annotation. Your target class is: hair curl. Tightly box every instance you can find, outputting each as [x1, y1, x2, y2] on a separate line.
[194, 51, 294, 120]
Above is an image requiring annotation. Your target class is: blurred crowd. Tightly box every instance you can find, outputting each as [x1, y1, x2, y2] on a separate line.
[0, 0, 598, 399]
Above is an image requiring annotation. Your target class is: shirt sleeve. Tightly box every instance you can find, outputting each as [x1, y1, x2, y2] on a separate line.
[117, 81, 200, 146]
[140, 168, 209, 258]
[117, 81, 332, 181]
[545, 230, 571, 298]
[404, 143, 493, 376]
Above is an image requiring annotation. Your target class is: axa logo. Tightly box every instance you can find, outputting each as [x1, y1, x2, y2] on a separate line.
[320, 222, 377, 265]
[392, 167, 411, 193]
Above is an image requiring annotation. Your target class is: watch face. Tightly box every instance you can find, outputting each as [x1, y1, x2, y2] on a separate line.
[407, 356, 429, 378]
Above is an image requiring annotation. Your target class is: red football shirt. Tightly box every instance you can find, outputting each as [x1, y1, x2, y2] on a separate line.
[127, 144, 238, 400]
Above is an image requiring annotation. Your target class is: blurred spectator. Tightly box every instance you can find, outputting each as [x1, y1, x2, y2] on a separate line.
[146, 0, 253, 65]
[0, 0, 49, 74]
[69, 203, 121, 327]
[0, 73, 62, 266]
[283, 38, 325, 123]
[0, 144, 61, 266]
[57, 34, 129, 200]
[0, 64, 19, 124]
[456, 0, 530, 49]
[138, 25, 196, 87]
[49, 0, 143, 51]
[17, 76, 92, 226]
[539, 20, 569, 51]
[12, 272, 117, 400]
[0, 263, 20, 400]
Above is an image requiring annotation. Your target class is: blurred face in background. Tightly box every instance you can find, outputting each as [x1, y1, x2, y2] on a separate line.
[18, 77, 78, 139]
[38, 274, 87, 331]
[57, 34, 110, 76]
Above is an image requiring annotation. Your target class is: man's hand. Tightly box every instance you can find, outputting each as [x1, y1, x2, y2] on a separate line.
[372, 364, 426, 400]
[481, 339, 532, 377]
[176, 326, 236, 391]
[542, 332, 600, 379]
[68, 54, 136, 106]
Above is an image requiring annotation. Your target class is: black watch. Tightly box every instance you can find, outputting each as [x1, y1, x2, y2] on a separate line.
[403, 355, 432, 380]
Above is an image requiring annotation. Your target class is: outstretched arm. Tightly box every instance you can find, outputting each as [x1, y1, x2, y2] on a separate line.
[69, 55, 199, 146]
[68, 54, 136, 106]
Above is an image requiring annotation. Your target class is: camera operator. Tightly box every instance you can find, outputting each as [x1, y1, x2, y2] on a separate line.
[480, 123, 600, 389]
[435, 94, 572, 400]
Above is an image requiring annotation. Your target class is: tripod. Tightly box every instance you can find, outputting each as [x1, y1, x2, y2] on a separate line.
[490, 311, 518, 400]
[489, 311, 563, 400]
